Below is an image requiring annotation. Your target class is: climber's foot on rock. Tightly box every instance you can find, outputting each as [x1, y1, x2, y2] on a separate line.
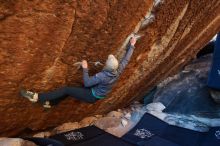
[43, 101, 51, 108]
[20, 89, 38, 103]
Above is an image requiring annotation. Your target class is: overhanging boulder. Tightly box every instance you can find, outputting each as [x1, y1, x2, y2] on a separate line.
[0, 0, 219, 136]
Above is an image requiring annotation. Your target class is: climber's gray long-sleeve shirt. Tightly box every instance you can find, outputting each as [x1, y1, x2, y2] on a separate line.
[83, 44, 135, 98]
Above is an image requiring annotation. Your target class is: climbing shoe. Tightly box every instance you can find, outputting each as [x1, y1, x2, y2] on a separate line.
[20, 89, 37, 103]
[43, 101, 51, 108]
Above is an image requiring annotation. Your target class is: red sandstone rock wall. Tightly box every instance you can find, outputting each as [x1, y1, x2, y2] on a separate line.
[0, 0, 219, 136]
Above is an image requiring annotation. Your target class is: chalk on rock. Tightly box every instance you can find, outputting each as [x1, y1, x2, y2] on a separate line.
[154, 0, 164, 7]
[121, 118, 128, 127]
[124, 112, 131, 120]
[146, 102, 166, 112]
[142, 13, 155, 27]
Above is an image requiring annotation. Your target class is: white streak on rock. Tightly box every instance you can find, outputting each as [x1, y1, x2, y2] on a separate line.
[121, 118, 128, 127]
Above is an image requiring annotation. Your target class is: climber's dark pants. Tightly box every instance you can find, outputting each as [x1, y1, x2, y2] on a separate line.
[38, 87, 98, 103]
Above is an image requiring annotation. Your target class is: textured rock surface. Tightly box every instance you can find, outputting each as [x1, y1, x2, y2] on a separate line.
[0, 138, 36, 146]
[52, 122, 80, 134]
[0, 0, 220, 136]
[30, 102, 142, 138]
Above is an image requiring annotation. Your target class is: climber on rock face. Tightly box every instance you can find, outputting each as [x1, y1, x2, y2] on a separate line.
[20, 37, 137, 108]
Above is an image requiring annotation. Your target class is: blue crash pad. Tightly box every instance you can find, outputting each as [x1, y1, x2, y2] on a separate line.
[122, 113, 220, 146]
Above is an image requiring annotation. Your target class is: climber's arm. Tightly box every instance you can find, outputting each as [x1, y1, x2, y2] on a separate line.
[82, 60, 102, 87]
[118, 37, 136, 74]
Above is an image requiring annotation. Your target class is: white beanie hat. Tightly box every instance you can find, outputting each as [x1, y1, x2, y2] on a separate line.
[105, 54, 119, 71]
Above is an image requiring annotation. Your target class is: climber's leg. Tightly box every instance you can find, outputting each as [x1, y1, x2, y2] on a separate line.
[38, 87, 98, 103]
[38, 87, 69, 102]
[66, 87, 98, 103]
